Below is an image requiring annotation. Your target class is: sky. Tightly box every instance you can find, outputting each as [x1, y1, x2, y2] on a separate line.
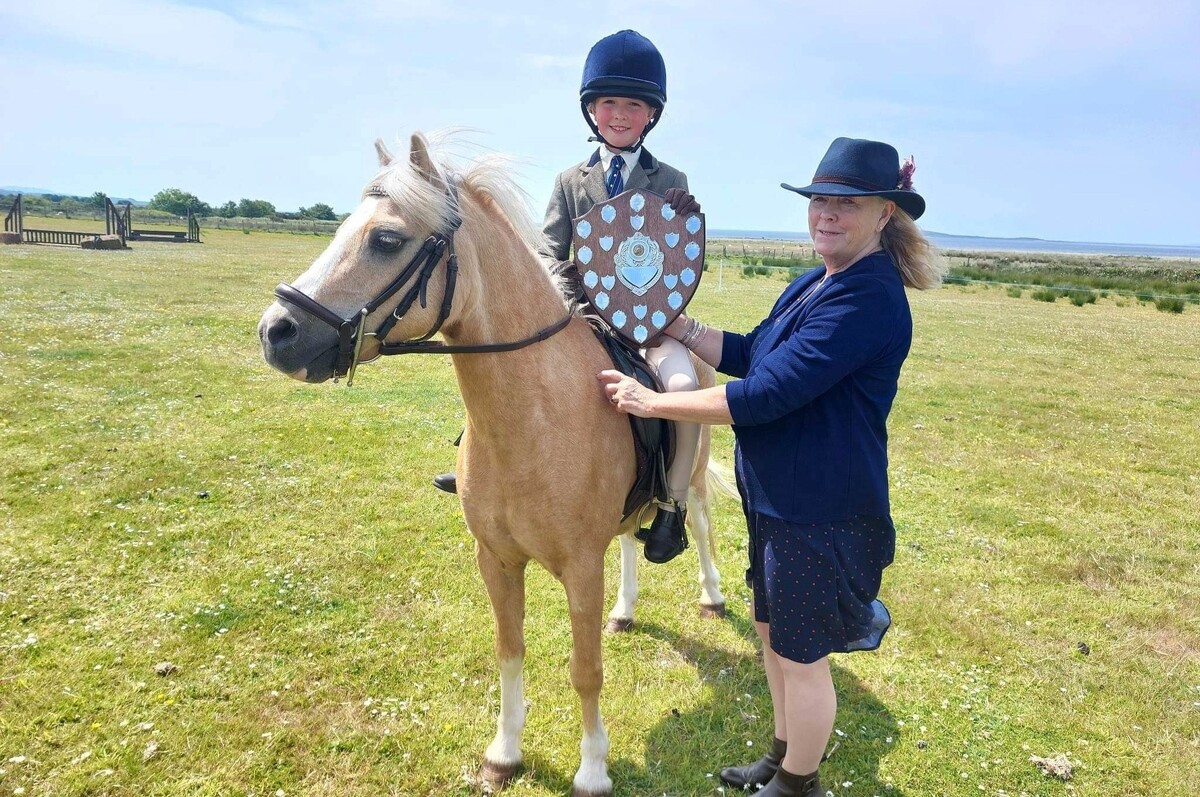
[1, 0, 1197, 245]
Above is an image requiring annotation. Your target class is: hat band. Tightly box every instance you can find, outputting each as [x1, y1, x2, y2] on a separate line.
[812, 174, 889, 192]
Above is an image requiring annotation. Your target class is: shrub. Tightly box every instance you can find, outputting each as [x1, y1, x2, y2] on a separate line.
[1032, 288, 1060, 302]
[755, 265, 770, 276]
[742, 265, 757, 277]
[1155, 297, 1186, 313]
[1070, 290, 1097, 307]
[1006, 287, 1023, 298]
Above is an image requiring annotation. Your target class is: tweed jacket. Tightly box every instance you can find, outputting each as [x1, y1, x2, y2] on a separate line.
[540, 147, 689, 261]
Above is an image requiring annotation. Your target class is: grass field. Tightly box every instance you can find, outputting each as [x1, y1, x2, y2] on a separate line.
[1, 229, 1198, 797]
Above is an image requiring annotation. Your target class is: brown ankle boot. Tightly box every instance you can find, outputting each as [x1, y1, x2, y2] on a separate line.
[719, 736, 786, 791]
[756, 766, 820, 797]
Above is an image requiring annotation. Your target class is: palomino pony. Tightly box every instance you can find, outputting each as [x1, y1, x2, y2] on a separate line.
[258, 132, 728, 796]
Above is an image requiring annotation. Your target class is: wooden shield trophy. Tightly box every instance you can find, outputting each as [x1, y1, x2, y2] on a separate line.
[572, 189, 704, 347]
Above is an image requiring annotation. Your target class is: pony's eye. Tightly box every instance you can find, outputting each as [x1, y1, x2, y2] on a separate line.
[371, 230, 407, 252]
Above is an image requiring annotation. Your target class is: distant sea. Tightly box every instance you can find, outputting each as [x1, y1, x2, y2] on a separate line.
[709, 229, 1200, 259]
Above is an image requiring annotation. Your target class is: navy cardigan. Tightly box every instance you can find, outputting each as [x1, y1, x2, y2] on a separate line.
[720, 251, 912, 524]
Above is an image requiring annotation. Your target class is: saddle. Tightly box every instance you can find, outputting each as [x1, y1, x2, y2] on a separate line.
[553, 255, 675, 523]
[587, 318, 676, 521]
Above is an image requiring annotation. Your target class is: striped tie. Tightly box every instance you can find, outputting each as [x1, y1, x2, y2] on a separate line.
[605, 155, 625, 198]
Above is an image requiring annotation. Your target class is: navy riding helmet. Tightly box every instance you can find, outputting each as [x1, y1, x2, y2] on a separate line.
[580, 30, 666, 151]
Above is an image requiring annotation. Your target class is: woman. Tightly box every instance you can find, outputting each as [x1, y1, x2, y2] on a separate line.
[597, 137, 943, 796]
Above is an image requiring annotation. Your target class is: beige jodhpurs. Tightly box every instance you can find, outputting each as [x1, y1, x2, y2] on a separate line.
[643, 336, 700, 505]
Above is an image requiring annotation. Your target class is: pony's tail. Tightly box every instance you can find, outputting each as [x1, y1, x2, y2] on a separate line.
[705, 460, 737, 501]
[694, 460, 738, 562]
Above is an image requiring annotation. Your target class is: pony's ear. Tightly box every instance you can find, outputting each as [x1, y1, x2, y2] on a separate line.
[409, 132, 443, 187]
[375, 138, 393, 167]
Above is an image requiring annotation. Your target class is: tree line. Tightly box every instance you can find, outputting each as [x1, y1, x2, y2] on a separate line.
[1, 189, 343, 222]
[145, 188, 340, 221]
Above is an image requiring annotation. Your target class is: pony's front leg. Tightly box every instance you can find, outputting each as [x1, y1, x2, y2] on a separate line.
[564, 557, 612, 797]
[688, 497, 727, 617]
[476, 544, 527, 790]
[604, 532, 639, 632]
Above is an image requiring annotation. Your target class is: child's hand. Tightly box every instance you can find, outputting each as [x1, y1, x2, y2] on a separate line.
[664, 188, 701, 214]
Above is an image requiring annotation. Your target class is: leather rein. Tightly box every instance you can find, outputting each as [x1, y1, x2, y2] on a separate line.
[273, 183, 573, 385]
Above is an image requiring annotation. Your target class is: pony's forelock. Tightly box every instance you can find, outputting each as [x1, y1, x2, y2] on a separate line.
[371, 142, 460, 235]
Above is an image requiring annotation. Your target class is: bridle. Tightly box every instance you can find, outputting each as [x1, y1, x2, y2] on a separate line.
[273, 182, 573, 385]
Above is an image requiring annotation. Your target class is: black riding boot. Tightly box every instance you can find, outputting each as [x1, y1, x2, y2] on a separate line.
[719, 737, 786, 791]
[638, 500, 688, 564]
[756, 767, 821, 797]
[433, 431, 464, 494]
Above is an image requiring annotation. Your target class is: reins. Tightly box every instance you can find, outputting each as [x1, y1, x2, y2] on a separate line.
[273, 182, 573, 385]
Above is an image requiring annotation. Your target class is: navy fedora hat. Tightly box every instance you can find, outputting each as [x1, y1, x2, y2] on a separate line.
[782, 137, 926, 220]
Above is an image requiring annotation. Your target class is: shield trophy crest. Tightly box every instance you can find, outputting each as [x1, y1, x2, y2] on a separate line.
[572, 189, 704, 347]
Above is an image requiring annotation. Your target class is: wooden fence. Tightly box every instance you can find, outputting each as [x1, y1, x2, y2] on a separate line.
[2, 194, 129, 247]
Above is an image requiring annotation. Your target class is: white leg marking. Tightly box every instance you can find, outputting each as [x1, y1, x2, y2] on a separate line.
[573, 715, 612, 796]
[484, 657, 525, 766]
[689, 501, 726, 608]
[608, 533, 639, 624]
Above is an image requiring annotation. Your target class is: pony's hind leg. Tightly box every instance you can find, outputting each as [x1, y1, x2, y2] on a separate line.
[687, 494, 726, 618]
[563, 557, 613, 797]
[476, 544, 527, 789]
[605, 533, 639, 632]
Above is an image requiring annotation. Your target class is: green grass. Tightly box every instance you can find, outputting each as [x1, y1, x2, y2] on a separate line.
[2, 232, 1199, 796]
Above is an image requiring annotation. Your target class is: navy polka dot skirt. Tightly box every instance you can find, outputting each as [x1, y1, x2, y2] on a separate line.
[745, 512, 895, 664]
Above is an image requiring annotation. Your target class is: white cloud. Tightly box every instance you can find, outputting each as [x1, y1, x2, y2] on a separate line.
[0, 0, 312, 73]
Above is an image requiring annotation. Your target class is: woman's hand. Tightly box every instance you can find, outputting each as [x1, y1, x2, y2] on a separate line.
[597, 370, 660, 418]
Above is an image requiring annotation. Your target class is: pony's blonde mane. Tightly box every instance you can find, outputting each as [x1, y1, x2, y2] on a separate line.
[370, 132, 570, 303]
[371, 133, 539, 250]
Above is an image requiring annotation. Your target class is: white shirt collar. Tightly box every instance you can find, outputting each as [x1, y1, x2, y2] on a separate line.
[598, 145, 640, 179]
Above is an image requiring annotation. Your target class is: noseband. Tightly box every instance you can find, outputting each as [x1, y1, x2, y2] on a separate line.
[273, 183, 573, 385]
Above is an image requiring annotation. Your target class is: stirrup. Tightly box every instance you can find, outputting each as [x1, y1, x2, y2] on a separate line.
[634, 498, 682, 542]
[639, 500, 688, 564]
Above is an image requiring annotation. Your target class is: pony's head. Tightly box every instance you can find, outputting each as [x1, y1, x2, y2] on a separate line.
[259, 131, 547, 383]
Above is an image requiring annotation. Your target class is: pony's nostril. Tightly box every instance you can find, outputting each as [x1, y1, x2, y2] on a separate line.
[267, 317, 297, 347]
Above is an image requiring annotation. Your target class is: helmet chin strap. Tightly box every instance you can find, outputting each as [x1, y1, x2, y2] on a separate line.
[587, 134, 644, 153]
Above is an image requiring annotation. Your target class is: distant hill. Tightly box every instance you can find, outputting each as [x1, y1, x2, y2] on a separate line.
[709, 228, 1200, 259]
[1, 185, 59, 196]
[1, 186, 146, 206]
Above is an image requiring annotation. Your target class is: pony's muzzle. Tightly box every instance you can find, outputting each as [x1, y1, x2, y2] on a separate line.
[258, 302, 340, 382]
[264, 314, 299, 348]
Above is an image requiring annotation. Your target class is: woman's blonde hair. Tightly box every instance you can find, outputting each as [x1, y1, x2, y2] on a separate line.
[881, 207, 946, 290]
